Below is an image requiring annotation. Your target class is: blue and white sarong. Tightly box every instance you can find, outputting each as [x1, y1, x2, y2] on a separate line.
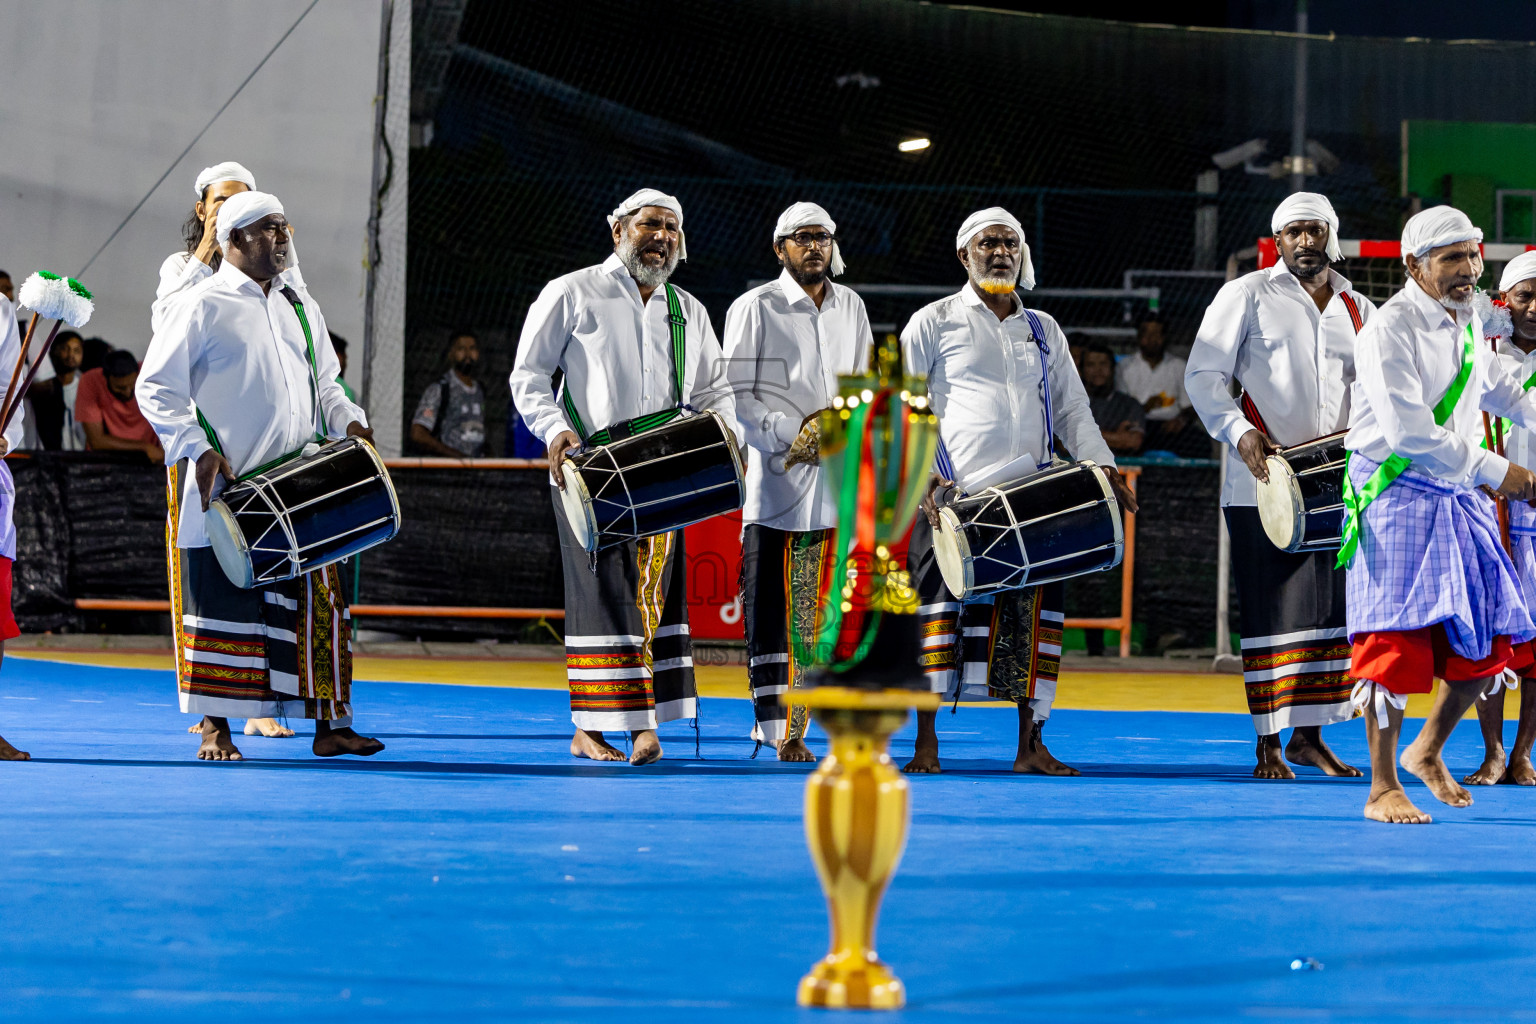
[1346, 454, 1535, 662]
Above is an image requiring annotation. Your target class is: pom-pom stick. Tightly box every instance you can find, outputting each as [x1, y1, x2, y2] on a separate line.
[1, 270, 93, 435]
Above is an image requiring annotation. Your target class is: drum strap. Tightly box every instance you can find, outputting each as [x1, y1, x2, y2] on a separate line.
[931, 308, 1056, 481]
[1022, 309, 1056, 469]
[1336, 323, 1474, 569]
[560, 283, 688, 447]
[1240, 291, 1364, 439]
[194, 286, 329, 481]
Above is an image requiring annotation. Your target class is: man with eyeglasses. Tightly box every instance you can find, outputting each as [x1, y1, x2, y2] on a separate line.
[723, 202, 872, 760]
[900, 207, 1138, 776]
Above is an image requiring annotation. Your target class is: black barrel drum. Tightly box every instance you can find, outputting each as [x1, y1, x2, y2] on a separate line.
[933, 461, 1124, 601]
[207, 436, 401, 589]
[559, 410, 745, 553]
[1255, 431, 1347, 552]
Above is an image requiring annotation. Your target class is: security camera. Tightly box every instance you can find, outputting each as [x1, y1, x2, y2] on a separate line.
[1212, 139, 1268, 170]
[1305, 139, 1340, 175]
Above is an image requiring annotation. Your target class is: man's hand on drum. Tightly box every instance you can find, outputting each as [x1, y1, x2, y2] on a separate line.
[548, 430, 581, 489]
[921, 475, 955, 528]
[1107, 467, 1139, 514]
[1237, 428, 1278, 484]
[195, 448, 236, 511]
[1497, 463, 1536, 504]
[346, 420, 375, 444]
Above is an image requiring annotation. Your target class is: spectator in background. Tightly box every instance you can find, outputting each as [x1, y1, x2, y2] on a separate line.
[27, 330, 86, 450]
[1080, 340, 1144, 456]
[330, 332, 357, 403]
[1117, 311, 1197, 453]
[76, 350, 162, 462]
[410, 330, 486, 457]
[0, 270, 12, 302]
[1067, 331, 1088, 372]
[80, 336, 110, 374]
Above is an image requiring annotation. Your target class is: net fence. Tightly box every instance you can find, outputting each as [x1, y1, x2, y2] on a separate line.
[383, 0, 1536, 645]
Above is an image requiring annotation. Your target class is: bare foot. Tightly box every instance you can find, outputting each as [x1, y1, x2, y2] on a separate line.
[197, 717, 242, 761]
[570, 729, 626, 762]
[1401, 738, 1473, 807]
[1253, 734, 1296, 780]
[778, 737, 817, 762]
[1463, 746, 1507, 786]
[902, 742, 941, 774]
[629, 729, 662, 766]
[1285, 727, 1362, 777]
[0, 734, 29, 761]
[1364, 787, 1432, 824]
[1506, 754, 1536, 786]
[244, 718, 295, 738]
[1014, 722, 1081, 776]
[313, 727, 384, 757]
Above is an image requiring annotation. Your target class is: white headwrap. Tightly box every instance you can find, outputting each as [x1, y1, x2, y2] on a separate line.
[193, 161, 256, 200]
[1401, 205, 1483, 264]
[955, 207, 1035, 290]
[607, 188, 686, 261]
[1500, 250, 1536, 294]
[772, 201, 845, 276]
[1270, 191, 1342, 262]
[216, 190, 285, 251]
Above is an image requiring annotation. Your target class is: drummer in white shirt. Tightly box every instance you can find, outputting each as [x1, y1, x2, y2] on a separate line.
[900, 208, 1137, 776]
[138, 190, 381, 763]
[510, 188, 736, 767]
[723, 202, 872, 761]
[1186, 192, 1373, 781]
[1465, 250, 1536, 788]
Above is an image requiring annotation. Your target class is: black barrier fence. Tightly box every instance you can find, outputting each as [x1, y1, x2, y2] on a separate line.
[10, 453, 1234, 653]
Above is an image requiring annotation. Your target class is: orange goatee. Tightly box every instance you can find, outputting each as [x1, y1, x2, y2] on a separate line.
[978, 278, 1017, 295]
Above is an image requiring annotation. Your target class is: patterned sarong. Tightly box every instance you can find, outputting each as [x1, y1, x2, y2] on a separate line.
[908, 516, 1063, 719]
[1225, 506, 1353, 735]
[166, 464, 353, 723]
[1345, 454, 1535, 660]
[741, 525, 834, 746]
[552, 487, 697, 732]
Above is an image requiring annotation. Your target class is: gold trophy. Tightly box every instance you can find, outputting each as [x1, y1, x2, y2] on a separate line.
[785, 335, 942, 1011]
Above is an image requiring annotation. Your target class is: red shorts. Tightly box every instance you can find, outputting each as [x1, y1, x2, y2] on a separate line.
[1351, 626, 1536, 695]
[0, 556, 19, 642]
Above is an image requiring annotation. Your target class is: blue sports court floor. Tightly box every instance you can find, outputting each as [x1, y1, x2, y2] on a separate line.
[3, 654, 1536, 1023]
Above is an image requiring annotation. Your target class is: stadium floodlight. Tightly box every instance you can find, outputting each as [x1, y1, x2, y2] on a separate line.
[898, 137, 931, 153]
[1211, 138, 1268, 170]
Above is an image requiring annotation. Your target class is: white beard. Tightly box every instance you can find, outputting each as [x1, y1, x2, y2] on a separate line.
[618, 237, 679, 290]
[968, 263, 1017, 296]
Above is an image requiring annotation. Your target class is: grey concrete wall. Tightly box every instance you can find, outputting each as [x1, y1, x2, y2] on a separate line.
[0, 0, 378, 387]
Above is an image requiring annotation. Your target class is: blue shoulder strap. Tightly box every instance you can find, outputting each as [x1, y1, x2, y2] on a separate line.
[1022, 308, 1055, 468]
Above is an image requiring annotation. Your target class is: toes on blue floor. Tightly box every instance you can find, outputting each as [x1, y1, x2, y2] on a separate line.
[3, 657, 1536, 1023]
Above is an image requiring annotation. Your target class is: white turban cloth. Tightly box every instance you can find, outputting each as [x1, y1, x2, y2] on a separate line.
[216, 190, 285, 251]
[608, 188, 687, 261]
[1401, 205, 1483, 264]
[193, 161, 256, 200]
[1271, 191, 1342, 262]
[1501, 250, 1536, 294]
[955, 207, 1036, 290]
[773, 201, 845, 276]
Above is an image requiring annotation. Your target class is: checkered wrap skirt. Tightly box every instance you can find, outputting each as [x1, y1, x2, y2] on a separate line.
[1345, 454, 1534, 661]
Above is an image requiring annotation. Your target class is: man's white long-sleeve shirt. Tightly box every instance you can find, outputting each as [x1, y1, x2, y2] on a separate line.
[900, 286, 1115, 493]
[1186, 263, 1375, 506]
[722, 270, 872, 532]
[1345, 276, 1536, 490]
[138, 259, 366, 548]
[1495, 337, 1536, 471]
[151, 251, 307, 336]
[510, 253, 734, 448]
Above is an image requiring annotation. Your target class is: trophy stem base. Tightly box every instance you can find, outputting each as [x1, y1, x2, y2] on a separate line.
[798, 950, 906, 1009]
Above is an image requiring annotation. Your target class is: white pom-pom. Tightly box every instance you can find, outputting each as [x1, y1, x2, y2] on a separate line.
[1475, 290, 1512, 342]
[16, 272, 93, 327]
